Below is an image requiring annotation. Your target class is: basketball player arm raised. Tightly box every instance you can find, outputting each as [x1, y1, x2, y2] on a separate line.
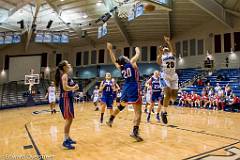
[130, 47, 141, 68]
[107, 42, 121, 70]
[157, 46, 163, 65]
[61, 74, 79, 91]
[164, 36, 175, 55]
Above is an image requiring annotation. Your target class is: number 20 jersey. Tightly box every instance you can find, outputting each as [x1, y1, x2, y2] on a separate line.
[121, 63, 139, 83]
[161, 52, 176, 75]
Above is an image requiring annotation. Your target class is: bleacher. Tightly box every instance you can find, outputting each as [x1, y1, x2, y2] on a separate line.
[0, 80, 51, 109]
[177, 68, 203, 87]
[181, 68, 240, 97]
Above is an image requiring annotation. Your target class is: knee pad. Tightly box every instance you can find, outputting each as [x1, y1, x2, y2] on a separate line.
[118, 104, 125, 111]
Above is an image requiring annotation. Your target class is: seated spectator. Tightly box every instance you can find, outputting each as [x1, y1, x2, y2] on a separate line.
[196, 78, 203, 86]
[224, 94, 240, 112]
[178, 91, 187, 107]
[208, 88, 215, 97]
[217, 88, 224, 97]
[205, 82, 212, 93]
[225, 84, 233, 97]
[214, 83, 221, 92]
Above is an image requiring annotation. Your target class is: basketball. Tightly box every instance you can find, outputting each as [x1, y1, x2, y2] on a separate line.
[144, 4, 156, 12]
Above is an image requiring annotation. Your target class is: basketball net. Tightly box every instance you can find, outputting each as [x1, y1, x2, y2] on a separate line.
[116, 0, 141, 18]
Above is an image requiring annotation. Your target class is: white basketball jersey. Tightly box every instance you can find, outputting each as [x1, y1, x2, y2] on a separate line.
[161, 52, 176, 75]
[48, 86, 56, 96]
[146, 87, 152, 97]
[48, 86, 56, 103]
[93, 89, 99, 98]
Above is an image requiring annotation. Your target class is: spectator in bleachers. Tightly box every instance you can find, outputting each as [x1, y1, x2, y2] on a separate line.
[205, 82, 212, 94]
[224, 94, 240, 112]
[208, 88, 214, 97]
[178, 91, 187, 107]
[196, 78, 204, 86]
[192, 92, 201, 108]
[214, 83, 221, 93]
[217, 88, 224, 97]
[225, 84, 233, 97]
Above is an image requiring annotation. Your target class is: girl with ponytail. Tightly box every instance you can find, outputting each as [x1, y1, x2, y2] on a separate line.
[55, 60, 79, 150]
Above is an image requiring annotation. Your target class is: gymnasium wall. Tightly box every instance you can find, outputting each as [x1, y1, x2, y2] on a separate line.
[1, 18, 240, 83]
[0, 42, 73, 83]
[75, 63, 159, 79]
[173, 17, 240, 69]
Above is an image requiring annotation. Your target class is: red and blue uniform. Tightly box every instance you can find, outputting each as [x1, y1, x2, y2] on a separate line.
[59, 76, 75, 119]
[149, 76, 162, 103]
[120, 63, 141, 104]
[101, 80, 114, 109]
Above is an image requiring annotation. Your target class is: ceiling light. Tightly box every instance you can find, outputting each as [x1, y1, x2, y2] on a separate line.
[96, 1, 103, 6]
[83, 14, 88, 19]
[60, 0, 64, 1]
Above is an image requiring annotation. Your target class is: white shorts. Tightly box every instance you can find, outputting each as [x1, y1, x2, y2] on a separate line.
[160, 73, 178, 90]
[146, 95, 151, 104]
[93, 97, 99, 103]
[49, 96, 56, 103]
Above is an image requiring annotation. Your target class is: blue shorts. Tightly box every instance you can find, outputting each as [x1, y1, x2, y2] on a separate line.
[101, 96, 113, 109]
[59, 93, 74, 119]
[151, 91, 162, 103]
[121, 83, 141, 104]
[112, 92, 117, 100]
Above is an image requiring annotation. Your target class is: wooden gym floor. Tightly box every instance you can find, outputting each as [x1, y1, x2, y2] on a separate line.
[0, 103, 240, 160]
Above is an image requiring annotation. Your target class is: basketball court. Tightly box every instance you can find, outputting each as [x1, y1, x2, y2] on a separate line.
[0, 0, 240, 160]
[0, 104, 240, 159]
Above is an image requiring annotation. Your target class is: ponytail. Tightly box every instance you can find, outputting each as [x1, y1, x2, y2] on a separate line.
[55, 60, 68, 87]
[55, 67, 61, 87]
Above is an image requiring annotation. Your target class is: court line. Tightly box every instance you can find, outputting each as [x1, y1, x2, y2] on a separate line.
[182, 141, 240, 160]
[24, 123, 43, 160]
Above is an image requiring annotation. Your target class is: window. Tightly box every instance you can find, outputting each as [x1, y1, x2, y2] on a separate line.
[132, 47, 136, 57]
[182, 40, 188, 57]
[91, 50, 97, 64]
[197, 40, 204, 55]
[190, 39, 196, 56]
[234, 32, 240, 51]
[83, 51, 89, 65]
[214, 34, 221, 53]
[224, 33, 231, 52]
[41, 53, 47, 67]
[150, 46, 157, 61]
[175, 42, 181, 58]
[56, 54, 62, 66]
[76, 52, 82, 66]
[124, 47, 130, 58]
[157, 0, 168, 4]
[141, 46, 148, 61]
[99, 49, 105, 63]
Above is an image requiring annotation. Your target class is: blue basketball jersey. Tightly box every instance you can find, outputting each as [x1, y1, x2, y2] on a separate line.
[60, 75, 75, 98]
[102, 80, 113, 96]
[151, 76, 161, 92]
[121, 63, 139, 83]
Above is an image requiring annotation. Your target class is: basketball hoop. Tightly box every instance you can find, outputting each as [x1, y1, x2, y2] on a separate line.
[25, 74, 40, 93]
[116, 0, 141, 18]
